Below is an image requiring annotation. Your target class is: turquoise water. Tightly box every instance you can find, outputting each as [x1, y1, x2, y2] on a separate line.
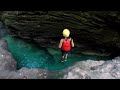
[2, 35, 111, 71]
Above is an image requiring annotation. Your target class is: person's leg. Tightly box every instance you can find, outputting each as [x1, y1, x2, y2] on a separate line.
[65, 54, 68, 60]
[64, 51, 70, 61]
[61, 50, 65, 62]
[62, 55, 64, 59]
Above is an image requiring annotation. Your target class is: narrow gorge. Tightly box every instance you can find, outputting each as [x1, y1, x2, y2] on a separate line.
[0, 11, 120, 79]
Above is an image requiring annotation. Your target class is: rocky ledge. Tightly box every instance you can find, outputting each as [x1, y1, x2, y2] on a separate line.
[63, 57, 120, 79]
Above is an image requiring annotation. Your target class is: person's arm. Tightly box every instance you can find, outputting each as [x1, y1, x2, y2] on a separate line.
[71, 38, 74, 47]
[58, 39, 63, 48]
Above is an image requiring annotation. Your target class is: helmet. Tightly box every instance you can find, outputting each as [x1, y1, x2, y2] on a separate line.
[62, 29, 70, 38]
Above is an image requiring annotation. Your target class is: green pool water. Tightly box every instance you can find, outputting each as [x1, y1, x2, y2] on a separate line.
[2, 35, 111, 71]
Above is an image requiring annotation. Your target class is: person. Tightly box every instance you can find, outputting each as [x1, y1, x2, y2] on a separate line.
[58, 29, 74, 62]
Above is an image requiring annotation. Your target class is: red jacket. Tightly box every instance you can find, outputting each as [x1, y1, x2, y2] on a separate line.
[61, 38, 71, 51]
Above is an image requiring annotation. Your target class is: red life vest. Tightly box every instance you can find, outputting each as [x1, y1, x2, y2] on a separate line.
[61, 38, 71, 51]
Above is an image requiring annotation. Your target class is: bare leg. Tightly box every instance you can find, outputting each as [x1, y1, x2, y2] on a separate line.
[62, 55, 64, 59]
[65, 54, 68, 60]
[61, 55, 64, 62]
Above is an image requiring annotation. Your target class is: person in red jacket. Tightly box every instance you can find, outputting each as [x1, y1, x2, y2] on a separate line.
[59, 29, 74, 62]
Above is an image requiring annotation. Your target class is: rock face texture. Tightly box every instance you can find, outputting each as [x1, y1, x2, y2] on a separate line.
[63, 57, 120, 79]
[0, 11, 120, 56]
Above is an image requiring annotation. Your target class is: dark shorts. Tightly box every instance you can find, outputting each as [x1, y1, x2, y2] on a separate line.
[61, 50, 70, 56]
